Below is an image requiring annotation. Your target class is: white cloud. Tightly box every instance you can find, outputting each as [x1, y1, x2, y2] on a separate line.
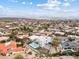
[63, 9, 79, 12]
[64, 0, 68, 2]
[0, 5, 4, 9]
[37, 0, 61, 10]
[63, 2, 70, 7]
[71, 0, 75, 1]
[22, 1, 26, 5]
[64, 0, 75, 2]
[0, 5, 10, 16]
[37, 0, 73, 10]
[8, 0, 18, 3]
[30, 2, 32, 5]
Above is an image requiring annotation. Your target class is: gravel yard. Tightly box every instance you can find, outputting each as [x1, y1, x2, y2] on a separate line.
[0, 56, 14, 59]
[0, 56, 78, 59]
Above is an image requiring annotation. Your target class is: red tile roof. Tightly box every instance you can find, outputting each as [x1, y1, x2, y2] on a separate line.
[0, 41, 23, 55]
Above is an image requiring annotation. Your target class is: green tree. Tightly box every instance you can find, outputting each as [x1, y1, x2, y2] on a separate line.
[0, 40, 6, 43]
[14, 55, 24, 59]
[51, 37, 59, 52]
[42, 25, 48, 31]
[16, 38, 24, 47]
[9, 29, 17, 41]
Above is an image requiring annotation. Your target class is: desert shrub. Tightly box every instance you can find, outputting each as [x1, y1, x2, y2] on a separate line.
[14, 55, 24, 59]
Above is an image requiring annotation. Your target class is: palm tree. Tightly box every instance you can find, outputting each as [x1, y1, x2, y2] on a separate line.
[51, 37, 59, 52]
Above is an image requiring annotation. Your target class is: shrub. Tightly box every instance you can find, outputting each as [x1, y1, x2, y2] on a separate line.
[51, 50, 79, 56]
[14, 55, 24, 59]
[73, 51, 79, 56]
[0, 40, 6, 43]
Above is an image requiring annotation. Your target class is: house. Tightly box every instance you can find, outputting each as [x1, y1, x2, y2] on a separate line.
[54, 32, 65, 36]
[39, 31, 53, 36]
[0, 32, 4, 36]
[61, 37, 79, 51]
[61, 41, 79, 50]
[16, 34, 29, 39]
[0, 36, 9, 41]
[29, 35, 52, 49]
[67, 35, 79, 42]
[0, 41, 24, 56]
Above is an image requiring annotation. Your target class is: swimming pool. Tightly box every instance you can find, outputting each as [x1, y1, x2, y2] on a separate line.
[29, 42, 39, 48]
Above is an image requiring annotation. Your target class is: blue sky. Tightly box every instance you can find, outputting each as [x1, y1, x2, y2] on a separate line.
[0, 0, 79, 18]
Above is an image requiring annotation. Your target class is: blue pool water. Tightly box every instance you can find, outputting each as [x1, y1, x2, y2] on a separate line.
[29, 42, 39, 48]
